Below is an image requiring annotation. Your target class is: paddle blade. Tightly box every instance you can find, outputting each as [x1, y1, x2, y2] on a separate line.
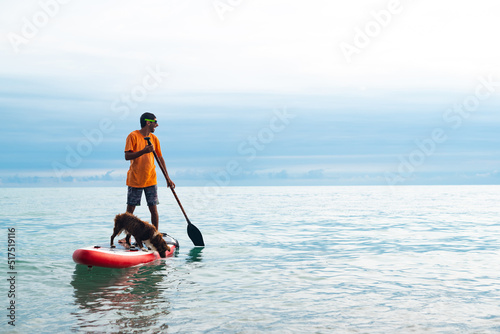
[187, 221, 205, 247]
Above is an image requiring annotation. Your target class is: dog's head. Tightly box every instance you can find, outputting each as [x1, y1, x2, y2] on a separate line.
[151, 234, 171, 258]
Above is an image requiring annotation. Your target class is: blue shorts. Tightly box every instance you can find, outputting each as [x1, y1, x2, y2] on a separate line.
[127, 185, 159, 206]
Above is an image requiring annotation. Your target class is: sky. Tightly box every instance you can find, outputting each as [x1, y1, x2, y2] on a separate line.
[0, 0, 499, 187]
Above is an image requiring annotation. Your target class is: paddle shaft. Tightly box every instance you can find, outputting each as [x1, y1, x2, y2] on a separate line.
[144, 136, 204, 246]
[145, 137, 191, 224]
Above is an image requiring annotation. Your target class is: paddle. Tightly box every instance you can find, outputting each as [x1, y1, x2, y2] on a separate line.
[145, 137, 205, 246]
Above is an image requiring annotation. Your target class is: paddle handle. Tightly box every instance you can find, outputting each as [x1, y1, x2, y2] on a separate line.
[145, 137, 191, 224]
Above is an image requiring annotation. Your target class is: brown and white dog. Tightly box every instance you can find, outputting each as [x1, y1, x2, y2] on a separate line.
[110, 212, 170, 258]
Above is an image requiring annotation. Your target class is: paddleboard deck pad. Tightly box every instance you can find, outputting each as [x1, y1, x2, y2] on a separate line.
[73, 234, 179, 268]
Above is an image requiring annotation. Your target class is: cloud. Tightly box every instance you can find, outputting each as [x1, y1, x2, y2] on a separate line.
[0, 170, 122, 187]
[3, 1, 500, 94]
[2, 1, 500, 186]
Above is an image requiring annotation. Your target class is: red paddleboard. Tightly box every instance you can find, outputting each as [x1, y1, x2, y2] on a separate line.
[73, 235, 179, 268]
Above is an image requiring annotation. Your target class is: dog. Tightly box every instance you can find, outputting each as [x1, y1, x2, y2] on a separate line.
[110, 212, 170, 258]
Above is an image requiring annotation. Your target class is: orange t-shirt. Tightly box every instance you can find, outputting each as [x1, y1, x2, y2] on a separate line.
[125, 131, 162, 188]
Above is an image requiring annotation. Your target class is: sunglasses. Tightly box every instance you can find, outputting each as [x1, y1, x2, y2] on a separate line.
[145, 118, 157, 124]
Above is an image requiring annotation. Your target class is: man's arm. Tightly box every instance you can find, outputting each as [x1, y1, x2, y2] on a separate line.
[125, 145, 154, 160]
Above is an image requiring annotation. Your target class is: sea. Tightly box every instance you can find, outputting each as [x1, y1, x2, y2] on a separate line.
[1, 185, 499, 333]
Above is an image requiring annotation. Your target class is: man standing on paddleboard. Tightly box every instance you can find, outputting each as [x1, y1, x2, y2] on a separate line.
[124, 112, 175, 230]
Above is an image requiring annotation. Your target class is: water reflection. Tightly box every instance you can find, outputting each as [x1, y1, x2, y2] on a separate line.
[71, 262, 171, 332]
[186, 247, 204, 263]
[70, 247, 204, 332]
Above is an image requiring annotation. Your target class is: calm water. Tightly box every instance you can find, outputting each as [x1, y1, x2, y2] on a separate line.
[1, 185, 500, 333]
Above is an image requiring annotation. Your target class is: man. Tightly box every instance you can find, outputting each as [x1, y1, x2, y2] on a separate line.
[124, 112, 175, 231]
